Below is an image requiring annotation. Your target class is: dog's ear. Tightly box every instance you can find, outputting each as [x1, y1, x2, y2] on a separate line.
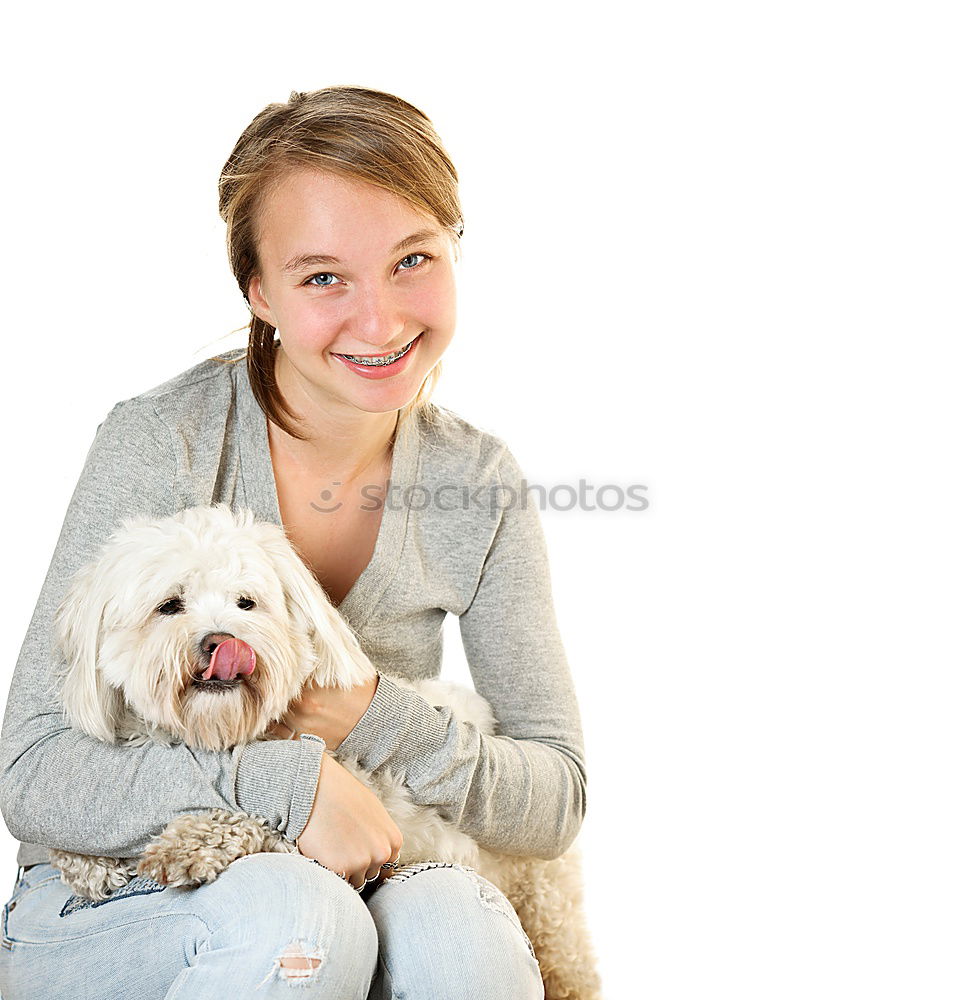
[254, 523, 376, 690]
[53, 556, 127, 744]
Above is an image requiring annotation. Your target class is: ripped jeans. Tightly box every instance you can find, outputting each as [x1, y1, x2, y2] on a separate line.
[0, 854, 544, 998]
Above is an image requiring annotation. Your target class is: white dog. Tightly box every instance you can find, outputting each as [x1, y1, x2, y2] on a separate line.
[46, 504, 601, 1000]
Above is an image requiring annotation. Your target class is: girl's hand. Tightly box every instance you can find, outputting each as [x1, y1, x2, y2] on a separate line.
[268, 675, 379, 750]
[296, 752, 402, 889]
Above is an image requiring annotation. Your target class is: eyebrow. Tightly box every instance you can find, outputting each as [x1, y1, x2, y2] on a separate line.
[282, 228, 443, 274]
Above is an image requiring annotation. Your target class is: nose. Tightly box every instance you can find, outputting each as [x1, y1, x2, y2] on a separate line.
[346, 282, 408, 351]
[200, 632, 234, 660]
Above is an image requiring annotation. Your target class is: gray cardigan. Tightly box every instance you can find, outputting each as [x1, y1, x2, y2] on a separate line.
[0, 349, 586, 869]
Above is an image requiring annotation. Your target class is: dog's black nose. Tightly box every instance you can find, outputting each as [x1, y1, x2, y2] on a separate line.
[199, 632, 235, 659]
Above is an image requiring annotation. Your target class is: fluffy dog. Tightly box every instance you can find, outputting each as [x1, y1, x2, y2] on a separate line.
[46, 504, 601, 1000]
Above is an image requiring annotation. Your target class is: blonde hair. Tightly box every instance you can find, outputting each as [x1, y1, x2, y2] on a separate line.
[217, 85, 464, 439]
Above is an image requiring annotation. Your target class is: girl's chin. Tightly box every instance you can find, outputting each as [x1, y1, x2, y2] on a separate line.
[330, 366, 429, 414]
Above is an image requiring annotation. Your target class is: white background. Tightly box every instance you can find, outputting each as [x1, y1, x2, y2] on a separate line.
[1, 2, 956, 996]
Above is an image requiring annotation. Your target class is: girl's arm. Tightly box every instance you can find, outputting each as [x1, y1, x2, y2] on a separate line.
[335, 445, 587, 860]
[0, 400, 326, 858]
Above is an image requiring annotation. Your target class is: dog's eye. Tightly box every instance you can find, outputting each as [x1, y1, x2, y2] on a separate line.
[156, 597, 184, 616]
[237, 597, 256, 611]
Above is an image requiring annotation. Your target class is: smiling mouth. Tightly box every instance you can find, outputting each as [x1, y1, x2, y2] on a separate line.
[333, 334, 421, 367]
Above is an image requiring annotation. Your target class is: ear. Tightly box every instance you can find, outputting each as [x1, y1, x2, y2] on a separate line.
[255, 523, 377, 689]
[53, 558, 127, 744]
[247, 275, 277, 328]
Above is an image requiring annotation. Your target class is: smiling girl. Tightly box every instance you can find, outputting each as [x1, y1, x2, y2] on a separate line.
[0, 86, 586, 999]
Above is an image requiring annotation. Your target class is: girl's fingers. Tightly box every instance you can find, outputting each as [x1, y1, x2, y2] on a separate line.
[363, 864, 385, 885]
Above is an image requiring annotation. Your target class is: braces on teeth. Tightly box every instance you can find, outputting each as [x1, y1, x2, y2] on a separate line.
[340, 338, 415, 366]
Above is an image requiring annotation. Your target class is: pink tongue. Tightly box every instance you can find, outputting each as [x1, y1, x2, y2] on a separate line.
[203, 638, 256, 681]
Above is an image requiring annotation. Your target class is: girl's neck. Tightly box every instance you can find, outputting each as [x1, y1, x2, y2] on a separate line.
[269, 344, 399, 481]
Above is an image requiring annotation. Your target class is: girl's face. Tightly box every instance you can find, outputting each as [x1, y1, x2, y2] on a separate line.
[248, 168, 457, 417]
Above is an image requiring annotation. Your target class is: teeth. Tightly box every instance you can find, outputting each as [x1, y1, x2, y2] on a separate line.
[341, 338, 416, 366]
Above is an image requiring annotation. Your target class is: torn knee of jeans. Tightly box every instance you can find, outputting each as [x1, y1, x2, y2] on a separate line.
[458, 866, 515, 918]
[459, 867, 539, 961]
[275, 941, 323, 980]
[384, 864, 522, 926]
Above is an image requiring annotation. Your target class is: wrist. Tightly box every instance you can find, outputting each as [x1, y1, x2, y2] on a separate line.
[271, 675, 380, 749]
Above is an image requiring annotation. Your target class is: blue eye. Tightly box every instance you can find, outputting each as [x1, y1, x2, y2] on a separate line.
[306, 272, 342, 288]
[398, 253, 429, 271]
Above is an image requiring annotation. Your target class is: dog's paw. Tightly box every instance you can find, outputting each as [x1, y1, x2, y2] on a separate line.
[136, 841, 228, 888]
[137, 810, 283, 887]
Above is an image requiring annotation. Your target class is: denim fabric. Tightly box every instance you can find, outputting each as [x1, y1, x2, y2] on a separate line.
[0, 855, 543, 999]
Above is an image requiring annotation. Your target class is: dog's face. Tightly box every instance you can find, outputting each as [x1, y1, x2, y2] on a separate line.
[54, 505, 374, 750]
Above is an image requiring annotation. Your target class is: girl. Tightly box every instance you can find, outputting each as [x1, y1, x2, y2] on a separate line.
[0, 86, 586, 999]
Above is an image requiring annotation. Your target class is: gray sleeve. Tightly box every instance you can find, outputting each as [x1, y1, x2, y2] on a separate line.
[336, 445, 587, 860]
[0, 400, 324, 857]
